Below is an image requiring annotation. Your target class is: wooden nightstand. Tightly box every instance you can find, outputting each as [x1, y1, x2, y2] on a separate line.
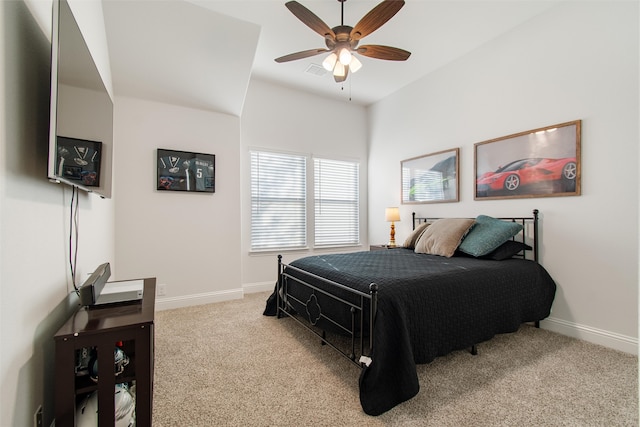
[370, 245, 403, 251]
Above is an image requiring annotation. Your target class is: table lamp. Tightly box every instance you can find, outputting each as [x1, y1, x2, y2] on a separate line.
[385, 207, 401, 247]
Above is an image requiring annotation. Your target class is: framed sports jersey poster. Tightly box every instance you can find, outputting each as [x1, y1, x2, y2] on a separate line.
[56, 136, 102, 187]
[157, 149, 215, 193]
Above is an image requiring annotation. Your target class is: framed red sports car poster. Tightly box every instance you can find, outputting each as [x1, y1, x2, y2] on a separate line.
[474, 120, 581, 200]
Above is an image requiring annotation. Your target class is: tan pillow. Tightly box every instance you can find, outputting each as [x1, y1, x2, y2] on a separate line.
[414, 218, 476, 257]
[403, 222, 430, 249]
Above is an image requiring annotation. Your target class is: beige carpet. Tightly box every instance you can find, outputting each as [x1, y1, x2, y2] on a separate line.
[152, 292, 637, 426]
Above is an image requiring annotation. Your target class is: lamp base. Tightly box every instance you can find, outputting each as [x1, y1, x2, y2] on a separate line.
[388, 222, 397, 248]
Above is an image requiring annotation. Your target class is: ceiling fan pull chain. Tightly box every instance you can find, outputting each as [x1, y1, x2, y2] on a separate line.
[349, 77, 352, 101]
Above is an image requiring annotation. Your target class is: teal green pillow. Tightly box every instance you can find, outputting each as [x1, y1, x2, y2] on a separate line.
[458, 215, 523, 257]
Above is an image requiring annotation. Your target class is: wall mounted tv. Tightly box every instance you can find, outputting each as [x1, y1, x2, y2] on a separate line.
[48, 0, 113, 198]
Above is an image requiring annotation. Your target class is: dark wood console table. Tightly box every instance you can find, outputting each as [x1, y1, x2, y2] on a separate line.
[54, 278, 155, 426]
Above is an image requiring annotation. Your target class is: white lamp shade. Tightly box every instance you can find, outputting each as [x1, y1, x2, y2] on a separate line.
[333, 61, 346, 77]
[322, 52, 337, 71]
[350, 55, 362, 73]
[338, 48, 352, 65]
[385, 207, 401, 222]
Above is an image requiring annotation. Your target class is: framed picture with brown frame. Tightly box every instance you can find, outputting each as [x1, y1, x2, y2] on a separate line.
[474, 120, 581, 200]
[401, 148, 459, 204]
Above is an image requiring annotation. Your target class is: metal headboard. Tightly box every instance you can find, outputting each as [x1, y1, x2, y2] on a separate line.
[412, 209, 540, 262]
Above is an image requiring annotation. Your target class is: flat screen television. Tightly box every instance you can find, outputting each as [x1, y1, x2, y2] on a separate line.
[48, 0, 113, 198]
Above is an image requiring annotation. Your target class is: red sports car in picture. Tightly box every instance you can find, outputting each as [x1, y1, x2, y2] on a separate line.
[476, 157, 577, 195]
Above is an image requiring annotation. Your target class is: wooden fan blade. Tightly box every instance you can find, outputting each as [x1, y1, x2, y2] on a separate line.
[351, 0, 405, 41]
[285, 1, 336, 39]
[275, 48, 329, 63]
[357, 45, 411, 61]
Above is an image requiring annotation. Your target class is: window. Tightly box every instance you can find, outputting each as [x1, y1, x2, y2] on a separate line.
[250, 151, 306, 250]
[250, 150, 360, 251]
[314, 158, 360, 246]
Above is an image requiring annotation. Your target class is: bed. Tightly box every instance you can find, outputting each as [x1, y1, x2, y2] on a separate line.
[263, 210, 556, 415]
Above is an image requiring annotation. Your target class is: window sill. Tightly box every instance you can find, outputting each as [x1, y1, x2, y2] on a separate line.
[249, 247, 310, 256]
[248, 244, 363, 256]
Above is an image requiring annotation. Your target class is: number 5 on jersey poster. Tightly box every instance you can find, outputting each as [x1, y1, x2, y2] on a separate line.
[157, 148, 215, 193]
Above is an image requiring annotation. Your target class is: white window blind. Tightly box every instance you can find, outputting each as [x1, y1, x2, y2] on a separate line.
[314, 158, 359, 246]
[250, 151, 307, 250]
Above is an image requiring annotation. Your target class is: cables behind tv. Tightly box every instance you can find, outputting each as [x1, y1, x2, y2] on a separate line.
[69, 186, 80, 294]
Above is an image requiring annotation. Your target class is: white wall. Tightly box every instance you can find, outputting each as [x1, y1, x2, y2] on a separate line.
[3, 2, 636, 426]
[64, 0, 113, 100]
[368, 1, 638, 353]
[113, 97, 242, 309]
[239, 79, 369, 292]
[1, 1, 115, 425]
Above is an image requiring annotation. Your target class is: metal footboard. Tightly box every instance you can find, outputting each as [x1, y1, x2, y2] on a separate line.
[276, 255, 378, 368]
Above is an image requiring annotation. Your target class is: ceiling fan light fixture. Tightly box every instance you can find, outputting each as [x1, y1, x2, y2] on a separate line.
[338, 47, 352, 65]
[276, 0, 410, 84]
[350, 55, 362, 73]
[322, 52, 338, 71]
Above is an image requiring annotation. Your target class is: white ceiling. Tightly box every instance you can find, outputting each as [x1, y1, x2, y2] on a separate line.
[103, 0, 559, 116]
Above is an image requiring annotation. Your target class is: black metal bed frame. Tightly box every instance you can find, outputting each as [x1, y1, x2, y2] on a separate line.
[276, 257, 378, 367]
[275, 209, 540, 367]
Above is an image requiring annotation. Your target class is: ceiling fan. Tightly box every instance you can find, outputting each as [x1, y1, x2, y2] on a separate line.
[275, 0, 411, 83]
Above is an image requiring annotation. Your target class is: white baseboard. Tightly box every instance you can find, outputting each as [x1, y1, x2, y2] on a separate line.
[155, 288, 243, 311]
[154, 289, 638, 356]
[155, 282, 273, 311]
[243, 281, 274, 294]
[542, 316, 638, 355]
